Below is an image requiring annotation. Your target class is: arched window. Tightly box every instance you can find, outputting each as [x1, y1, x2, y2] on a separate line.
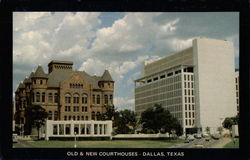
[97, 95, 100, 104]
[82, 94, 88, 104]
[91, 111, 96, 120]
[85, 116, 88, 120]
[36, 92, 40, 102]
[77, 116, 80, 120]
[92, 95, 95, 104]
[110, 94, 113, 104]
[96, 112, 101, 120]
[64, 116, 67, 120]
[42, 92, 45, 102]
[48, 111, 52, 120]
[48, 93, 53, 103]
[104, 95, 108, 104]
[54, 93, 58, 103]
[73, 93, 80, 104]
[32, 92, 35, 102]
[65, 93, 71, 104]
[73, 116, 76, 120]
[54, 111, 58, 120]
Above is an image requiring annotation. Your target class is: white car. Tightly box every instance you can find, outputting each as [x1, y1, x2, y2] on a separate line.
[187, 135, 195, 141]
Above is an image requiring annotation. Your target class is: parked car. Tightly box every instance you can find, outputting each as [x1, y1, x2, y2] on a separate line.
[196, 133, 202, 139]
[187, 135, 195, 141]
[195, 143, 204, 148]
[12, 134, 18, 143]
[184, 138, 190, 143]
[211, 133, 221, 140]
[194, 142, 204, 148]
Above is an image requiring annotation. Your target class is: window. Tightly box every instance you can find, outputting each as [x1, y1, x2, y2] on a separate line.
[147, 79, 152, 83]
[49, 93, 53, 103]
[185, 112, 187, 118]
[42, 92, 45, 102]
[54, 111, 58, 120]
[73, 116, 76, 120]
[32, 92, 35, 102]
[40, 80, 43, 84]
[167, 72, 173, 77]
[36, 92, 40, 102]
[54, 93, 58, 103]
[184, 75, 186, 80]
[160, 75, 165, 79]
[110, 95, 113, 104]
[69, 116, 71, 120]
[77, 116, 80, 120]
[153, 77, 158, 81]
[73, 94, 79, 104]
[104, 95, 108, 104]
[85, 116, 88, 120]
[92, 111, 96, 120]
[81, 116, 84, 120]
[92, 95, 95, 104]
[82, 94, 88, 104]
[97, 95, 100, 104]
[85, 106, 88, 112]
[48, 111, 52, 120]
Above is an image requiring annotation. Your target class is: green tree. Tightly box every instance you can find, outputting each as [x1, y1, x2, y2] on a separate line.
[101, 105, 117, 120]
[223, 114, 239, 130]
[25, 105, 48, 139]
[115, 109, 136, 134]
[140, 104, 183, 136]
[205, 126, 210, 134]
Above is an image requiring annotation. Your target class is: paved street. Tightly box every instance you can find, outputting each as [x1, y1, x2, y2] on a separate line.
[13, 139, 36, 148]
[13, 137, 233, 148]
[170, 137, 232, 148]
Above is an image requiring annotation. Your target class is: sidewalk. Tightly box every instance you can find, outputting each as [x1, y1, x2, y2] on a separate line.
[209, 137, 232, 148]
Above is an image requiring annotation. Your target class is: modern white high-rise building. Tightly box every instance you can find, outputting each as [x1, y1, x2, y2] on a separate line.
[135, 37, 238, 134]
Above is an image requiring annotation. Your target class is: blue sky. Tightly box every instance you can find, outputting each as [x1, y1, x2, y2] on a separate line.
[13, 12, 239, 110]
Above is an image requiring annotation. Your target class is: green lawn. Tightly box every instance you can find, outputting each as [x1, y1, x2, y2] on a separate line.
[23, 139, 182, 148]
[223, 138, 239, 148]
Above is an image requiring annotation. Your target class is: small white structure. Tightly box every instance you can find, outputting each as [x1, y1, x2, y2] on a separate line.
[45, 120, 112, 140]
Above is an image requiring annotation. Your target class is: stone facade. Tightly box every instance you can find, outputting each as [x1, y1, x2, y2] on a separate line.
[15, 60, 114, 130]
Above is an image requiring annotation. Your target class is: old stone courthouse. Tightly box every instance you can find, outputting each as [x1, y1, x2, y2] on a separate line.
[15, 60, 114, 127]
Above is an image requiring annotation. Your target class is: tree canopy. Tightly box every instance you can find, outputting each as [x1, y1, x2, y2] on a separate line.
[222, 114, 239, 130]
[24, 105, 48, 136]
[140, 104, 183, 136]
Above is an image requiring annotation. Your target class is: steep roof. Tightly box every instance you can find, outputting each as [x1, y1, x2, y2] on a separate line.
[23, 77, 32, 84]
[33, 66, 48, 78]
[18, 82, 25, 89]
[47, 70, 102, 89]
[101, 70, 113, 81]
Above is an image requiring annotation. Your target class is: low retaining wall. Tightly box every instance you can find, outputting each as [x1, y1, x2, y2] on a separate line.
[112, 134, 171, 140]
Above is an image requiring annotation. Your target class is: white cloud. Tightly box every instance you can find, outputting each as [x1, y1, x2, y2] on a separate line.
[225, 34, 239, 58]
[114, 97, 135, 110]
[89, 13, 180, 61]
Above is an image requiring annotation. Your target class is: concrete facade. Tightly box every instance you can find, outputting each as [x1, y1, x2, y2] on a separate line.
[135, 37, 238, 134]
[45, 120, 112, 140]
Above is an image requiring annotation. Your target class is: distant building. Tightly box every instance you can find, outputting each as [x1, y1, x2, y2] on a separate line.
[14, 60, 114, 132]
[135, 38, 237, 134]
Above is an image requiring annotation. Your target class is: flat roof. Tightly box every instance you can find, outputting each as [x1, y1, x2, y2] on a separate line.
[48, 60, 73, 65]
